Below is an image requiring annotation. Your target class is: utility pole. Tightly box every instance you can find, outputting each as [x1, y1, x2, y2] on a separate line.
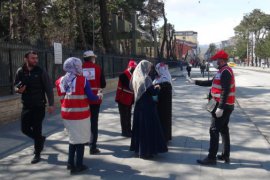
[251, 32, 254, 66]
[246, 30, 249, 66]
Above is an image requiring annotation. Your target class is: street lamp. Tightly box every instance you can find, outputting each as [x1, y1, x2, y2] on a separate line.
[246, 30, 249, 66]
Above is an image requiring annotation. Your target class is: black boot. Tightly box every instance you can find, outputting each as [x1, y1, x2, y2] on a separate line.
[70, 165, 88, 174]
[217, 154, 230, 163]
[31, 154, 41, 164]
[67, 163, 75, 170]
[90, 148, 100, 155]
[197, 157, 216, 165]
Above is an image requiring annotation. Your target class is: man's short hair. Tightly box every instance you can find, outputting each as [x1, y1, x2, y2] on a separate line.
[24, 50, 38, 58]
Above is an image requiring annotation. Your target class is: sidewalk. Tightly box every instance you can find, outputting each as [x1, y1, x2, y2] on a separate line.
[0, 71, 270, 180]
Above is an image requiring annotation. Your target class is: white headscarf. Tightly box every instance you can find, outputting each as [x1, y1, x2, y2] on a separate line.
[153, 63, 172, 85]
[130, 60, 153, 102]
[60, 57, 83, 93]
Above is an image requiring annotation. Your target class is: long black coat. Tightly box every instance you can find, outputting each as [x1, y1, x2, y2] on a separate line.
[157, 82, 172, 141]
[130, 85, 168, 157]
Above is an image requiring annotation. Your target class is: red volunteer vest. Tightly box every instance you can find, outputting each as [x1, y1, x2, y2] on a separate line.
[82, 61, 102, 104]
[55, 76, 90, 120]
[115, 70, 134, 106]
[211, 65, 235, 105]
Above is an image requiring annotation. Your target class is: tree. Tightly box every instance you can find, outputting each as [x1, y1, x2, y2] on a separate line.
[255, 33, 270, 67]
[9, 0, 19, 40]
[0, 0, 175, 57]
[68, 0, 77, 48]
[205, 43, 217, 60]
[235, 37, 248, 62]
[166, 23, 175, 59]
[138, 0, 163, 57]
[0, 1, 10, 40]
[234, 9, 270, 66]
[104, 0, 147, 54]
[159, 2, 167, 59]
[74, 0, 87, 49]
[99, 0, 113, 53]
[34, 0, 48, 43]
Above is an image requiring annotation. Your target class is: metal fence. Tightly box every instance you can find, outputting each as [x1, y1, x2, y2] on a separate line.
[1, 42, 175, 96]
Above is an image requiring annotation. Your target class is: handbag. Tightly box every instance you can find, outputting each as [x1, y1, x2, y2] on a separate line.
[205, 98, 217, 113]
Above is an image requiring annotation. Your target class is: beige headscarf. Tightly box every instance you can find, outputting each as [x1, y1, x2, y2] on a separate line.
[130, 60, 153, 102]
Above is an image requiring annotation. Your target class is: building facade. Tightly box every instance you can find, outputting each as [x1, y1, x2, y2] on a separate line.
[174, 31, 198, 61]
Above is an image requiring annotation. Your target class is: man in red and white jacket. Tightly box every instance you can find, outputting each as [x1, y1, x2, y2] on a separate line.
[187, 50, 235, 165]
[115, 60, 137, 137]
[82, 50, 106, 154]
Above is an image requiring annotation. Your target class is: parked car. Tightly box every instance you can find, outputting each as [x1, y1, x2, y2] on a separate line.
[228, 62, 237, 67]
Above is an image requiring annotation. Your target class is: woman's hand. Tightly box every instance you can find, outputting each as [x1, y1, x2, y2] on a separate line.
[154, 84, 160, 90]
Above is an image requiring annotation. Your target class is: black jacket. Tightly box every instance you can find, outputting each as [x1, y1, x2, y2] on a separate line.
[119, 72, 131, 90]
[14, 64, 54, 107]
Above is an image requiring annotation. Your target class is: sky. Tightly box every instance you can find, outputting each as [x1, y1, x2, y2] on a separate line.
[160, 0, 270, 45]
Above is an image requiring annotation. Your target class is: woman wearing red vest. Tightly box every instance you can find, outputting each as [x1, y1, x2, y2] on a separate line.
[82, 50, 106, 155]
[55, 57, 101, 174]
[187, 50, 235, 165]
[115, 60, 137, 137]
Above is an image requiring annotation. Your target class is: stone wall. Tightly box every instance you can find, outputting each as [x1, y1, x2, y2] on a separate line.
[0, 95, 22, 124]
[0, 78, 118, 125]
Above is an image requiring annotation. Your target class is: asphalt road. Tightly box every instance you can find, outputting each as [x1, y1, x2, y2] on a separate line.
[234, 67, 270, 143]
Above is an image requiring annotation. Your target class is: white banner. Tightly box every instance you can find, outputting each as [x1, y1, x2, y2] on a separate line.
[83, 68, 96, 80]
[54, 42, 62, 64]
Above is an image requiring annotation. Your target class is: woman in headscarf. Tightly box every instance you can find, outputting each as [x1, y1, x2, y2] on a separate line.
[153, 63, 173, 142]
[55, 57, 102, 174]
[130, 60, 168, 159]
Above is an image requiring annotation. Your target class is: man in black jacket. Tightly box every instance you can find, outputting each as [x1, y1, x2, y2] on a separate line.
[186, 64, 192, 77]
[187, 50, 235, 165]
[14, 50, 55, 164]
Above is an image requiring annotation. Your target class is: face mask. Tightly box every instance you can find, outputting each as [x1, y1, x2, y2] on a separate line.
[130, 68, 135, 74]
[91, 57, 96, 64]
[212, 61, 219, 69]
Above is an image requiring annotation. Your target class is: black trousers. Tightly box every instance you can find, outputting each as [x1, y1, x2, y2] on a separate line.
[21, 105, 45, 154]
[118, 102, 132, 135]
[208, 107, 234, 159]
[90, 104, 100, 150]
[201, 70, 205, 77]
[68, 144, 85, 167]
